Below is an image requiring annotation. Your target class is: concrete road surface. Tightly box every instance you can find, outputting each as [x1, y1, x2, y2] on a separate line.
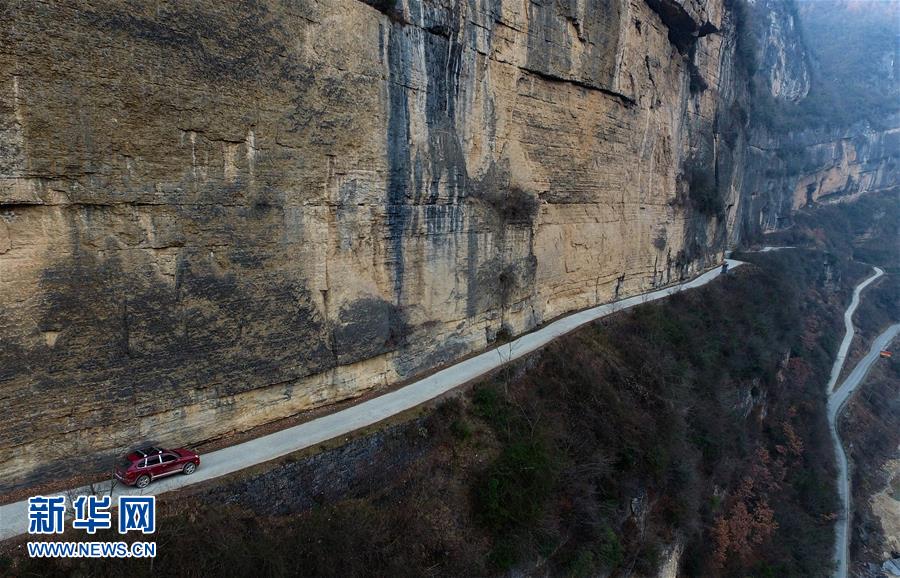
[829, 322, 900, 578]
[827, 267, 884, 393]
[0, 259, 742, 541]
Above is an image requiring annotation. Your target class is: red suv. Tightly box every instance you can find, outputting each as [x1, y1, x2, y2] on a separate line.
[114, 446, 200, 488]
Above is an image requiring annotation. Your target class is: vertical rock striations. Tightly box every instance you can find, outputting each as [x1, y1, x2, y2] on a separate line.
[0, 0, 865, 489]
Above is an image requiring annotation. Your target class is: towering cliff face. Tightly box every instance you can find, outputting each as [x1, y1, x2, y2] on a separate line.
[0, 0, 747, 489]
[738, 0, 900, 237]
[743, 117, 900, 233]
[752, 0, 809, 102]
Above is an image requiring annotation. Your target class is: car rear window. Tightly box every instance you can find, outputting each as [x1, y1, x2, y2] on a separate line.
[118, 458, 132, 468]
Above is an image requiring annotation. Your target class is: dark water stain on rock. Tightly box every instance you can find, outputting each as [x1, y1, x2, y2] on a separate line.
[420, 4, 466, 204]
[394, 335, 470, 378]
[524, 0, 623, 89]
[464, 160, 540, 316]
[77, 0, 290, 85]
[468, 161, 540, 226]
[465, 251, 538, 319]
[384, 12, 472, 302]
[385, 22, 414, 303]
[526, 0, 573, 79]
[332, 297, 408, 366]
[0, 204, 336, 491]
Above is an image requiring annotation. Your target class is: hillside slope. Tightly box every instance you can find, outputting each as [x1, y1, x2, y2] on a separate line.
[4, 247, 871, 577]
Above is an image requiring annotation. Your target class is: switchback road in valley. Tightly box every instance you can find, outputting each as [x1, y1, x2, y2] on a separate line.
[828, 316, 899, 578]
[0, 259, 743, 541]
[826, 267, 884, 393]
[714, 259, 891, 578]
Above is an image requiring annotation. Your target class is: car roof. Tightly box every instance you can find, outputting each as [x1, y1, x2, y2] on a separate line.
[125, 446, 165, 461]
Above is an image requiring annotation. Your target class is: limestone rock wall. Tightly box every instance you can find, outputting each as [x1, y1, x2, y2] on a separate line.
[752, 0, 809, 102]
[0, 0, 740, 489]
[736, 0, 899, 238]
[742, 117, 900, 235]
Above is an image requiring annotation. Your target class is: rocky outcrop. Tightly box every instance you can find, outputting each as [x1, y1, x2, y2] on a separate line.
[0, 0, 749, 489]
[0, 0, 892, 517]
[736, 0, 900, 238]
[742, 117, 900, 233]
[752, 0, 809, 102]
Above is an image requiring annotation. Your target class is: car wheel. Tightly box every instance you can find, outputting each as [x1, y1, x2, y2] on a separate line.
[183, 462, 196, 475]
[135, 475, 151, 489]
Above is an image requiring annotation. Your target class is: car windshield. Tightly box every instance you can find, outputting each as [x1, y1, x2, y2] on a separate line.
[117, 458, 132, 468]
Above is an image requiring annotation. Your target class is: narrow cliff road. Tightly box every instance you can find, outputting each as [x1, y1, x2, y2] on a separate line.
[0, 259, 742, 541]
[826, 265, 894, 578]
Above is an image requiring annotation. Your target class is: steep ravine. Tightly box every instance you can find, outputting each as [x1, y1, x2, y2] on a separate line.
[738, 0, 900, 238]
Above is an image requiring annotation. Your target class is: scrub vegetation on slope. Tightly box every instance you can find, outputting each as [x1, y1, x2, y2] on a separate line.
[5, 249, 870, 577]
